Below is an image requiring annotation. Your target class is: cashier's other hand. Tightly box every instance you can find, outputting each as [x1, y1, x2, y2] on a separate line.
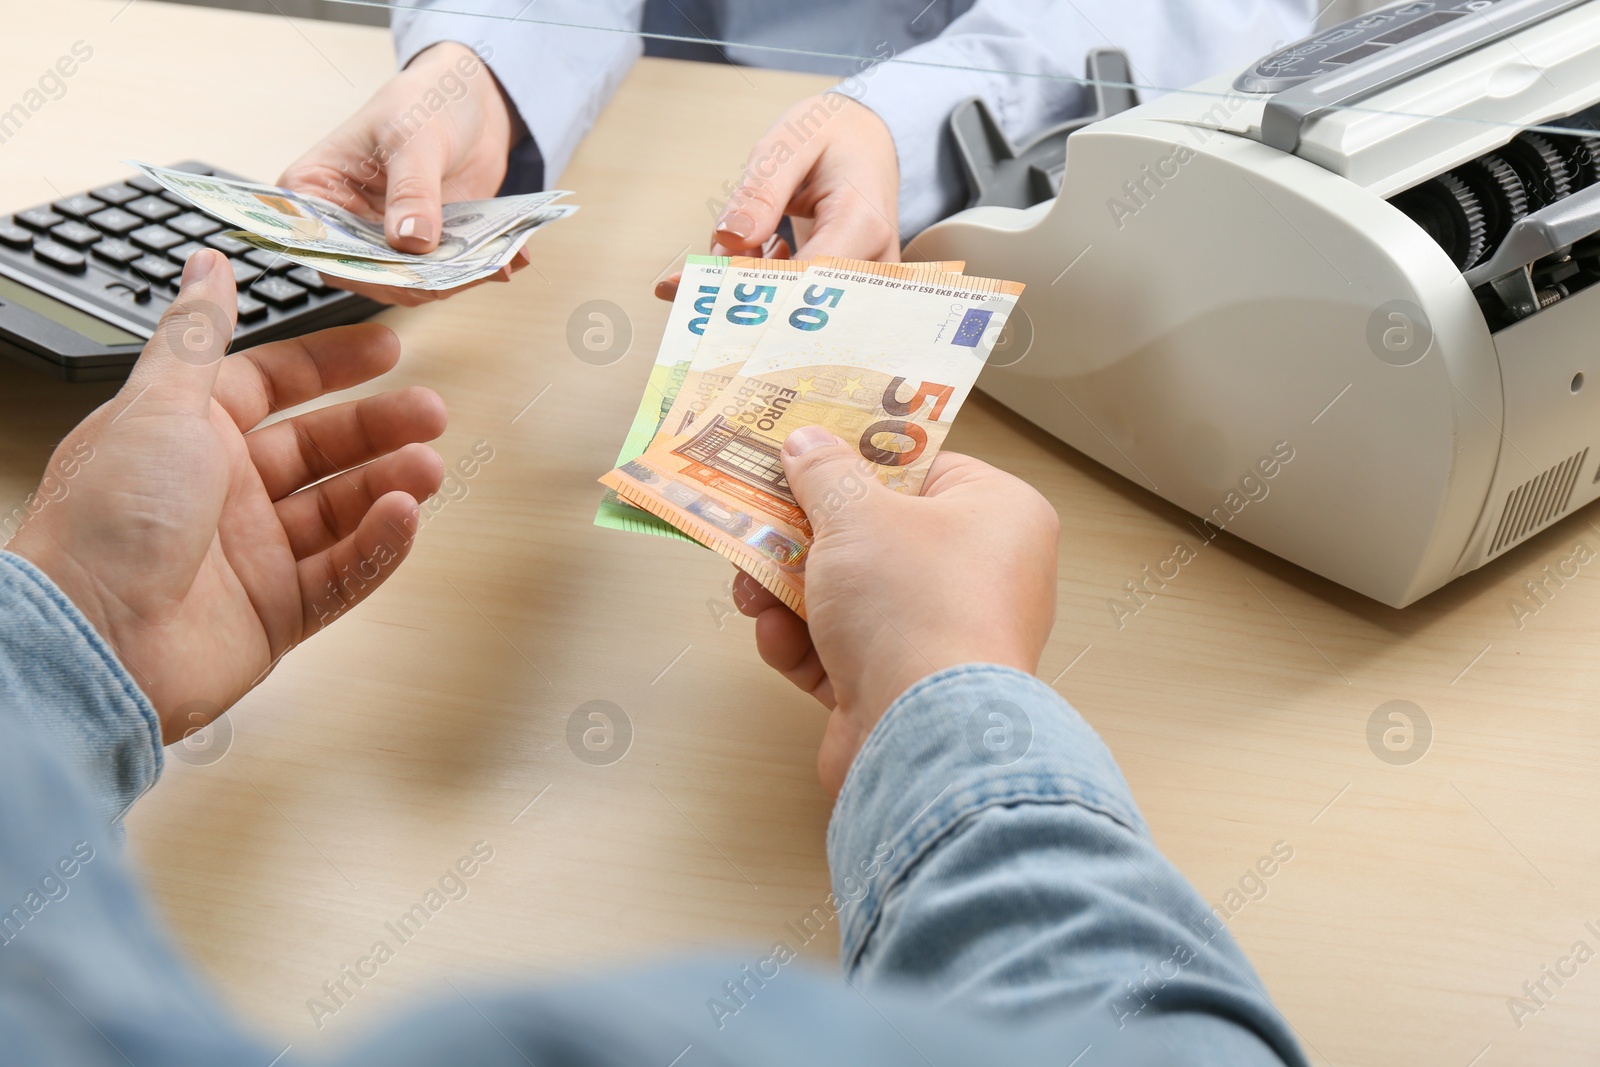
[3, 250, 447, 743]
[735, 428, 1058, 797]
[278, 41, 530, 308]
[654, 94, 899, 300]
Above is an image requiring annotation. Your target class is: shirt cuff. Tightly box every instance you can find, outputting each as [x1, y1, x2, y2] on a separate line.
[0, 553, 162, 834]
[827, 664, 1143, 970]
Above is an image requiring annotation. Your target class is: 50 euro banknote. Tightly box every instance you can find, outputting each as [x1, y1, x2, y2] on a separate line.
[659, 256, 812, 440]
[599, 258, 1024, 617]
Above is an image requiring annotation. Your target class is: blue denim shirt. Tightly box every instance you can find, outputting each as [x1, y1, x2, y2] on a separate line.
[0, 551, 1306, 1065]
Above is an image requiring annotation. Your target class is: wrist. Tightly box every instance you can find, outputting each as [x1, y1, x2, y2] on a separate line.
[5, 534, 111, 650]
[410, 42, 516, 159]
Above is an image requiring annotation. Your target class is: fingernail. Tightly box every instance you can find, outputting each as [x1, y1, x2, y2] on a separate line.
[654, 278, 678, 300]
[784, 425, 838, 457]
[397, 215, 431, 241]
[181, 249, 217, 286]
[715, 210, 755, 241]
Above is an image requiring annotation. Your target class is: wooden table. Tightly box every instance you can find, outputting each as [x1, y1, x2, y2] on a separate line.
[3, 5, 1597, 1064]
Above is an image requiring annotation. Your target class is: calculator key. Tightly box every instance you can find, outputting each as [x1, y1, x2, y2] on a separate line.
[234, 292, 268, 323]
[127, 174, 163, 194]
[91, 238, 143, 266]
[16, 208, 65, 232]
[32, 240, 87, 273]
[230, 260, 264, 287]
[244, 248, 289, 272]
[250, 276, 308, 308]
[126, 196, 181, 222]
[87, 207, 143, 235]
[130, 255, 182, 283]
[48, 221, 101, 249]
[0, 223, 32, 250]
[130, 225, 185, 253]
[166, 241, 207, 265]
[103, 278, 152, 304]
[168, 213, 222, 240]
[52, 195, 106, 220]
[204, 232, 251, 256]
[287, 266, 329, 293]
[91, 183, 141, 206]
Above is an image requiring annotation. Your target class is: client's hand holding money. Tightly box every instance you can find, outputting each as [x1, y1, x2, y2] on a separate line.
[599, 254, 1028, 619]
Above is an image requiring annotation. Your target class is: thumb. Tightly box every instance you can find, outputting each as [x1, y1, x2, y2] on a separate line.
[781, 426, 881, 535]
[125, 249, 237, 417]
[382, 134, 448, 253]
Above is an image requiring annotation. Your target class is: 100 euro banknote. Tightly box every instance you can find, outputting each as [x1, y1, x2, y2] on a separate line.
[594, 254, 729, 540]
[599, 258, 1023, 616]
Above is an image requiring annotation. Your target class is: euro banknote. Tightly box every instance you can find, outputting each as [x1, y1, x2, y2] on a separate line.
[594, 254, 730, 540]
[600, 258, 1023, 616]
[660, 257, 811, 440]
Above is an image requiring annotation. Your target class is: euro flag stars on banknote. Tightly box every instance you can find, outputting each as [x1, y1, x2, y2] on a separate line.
[128, 161, 576, 290]
[599, 257, 1025, 617]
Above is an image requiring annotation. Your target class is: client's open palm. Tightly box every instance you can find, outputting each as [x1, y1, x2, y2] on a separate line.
[6, 250, 446, 742]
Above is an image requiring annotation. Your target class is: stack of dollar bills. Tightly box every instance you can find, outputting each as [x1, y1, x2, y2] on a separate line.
[130, 161, 575, 291]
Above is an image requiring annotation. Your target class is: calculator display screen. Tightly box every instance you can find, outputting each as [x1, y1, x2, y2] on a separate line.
[0, 275, 141, 345]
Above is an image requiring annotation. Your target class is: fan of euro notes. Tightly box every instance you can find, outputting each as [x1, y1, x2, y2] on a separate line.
[129, 161, 576, 290]
[597, 255, 1025, 618]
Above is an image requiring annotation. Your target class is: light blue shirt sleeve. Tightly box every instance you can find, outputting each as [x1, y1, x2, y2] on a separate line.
[0, 551, 1304, 1064]
[837, 0, 1319, 235]
[391, 0, 646, 187]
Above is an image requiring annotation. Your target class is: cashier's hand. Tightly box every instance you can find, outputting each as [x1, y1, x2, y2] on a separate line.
[735, 427, 1058, 797]
[278, 41, 529, 308]
[4, 250, 447, 743]
[655, 94, 900, 300]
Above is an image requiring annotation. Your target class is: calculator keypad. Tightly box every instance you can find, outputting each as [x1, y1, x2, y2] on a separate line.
[0, 163, 372, 374]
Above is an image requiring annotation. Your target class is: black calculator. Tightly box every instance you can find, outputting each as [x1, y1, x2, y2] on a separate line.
[0, 162, 381, 382]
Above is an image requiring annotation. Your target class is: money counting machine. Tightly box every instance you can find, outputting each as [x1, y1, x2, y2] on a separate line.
[917, 0, 1600, 607]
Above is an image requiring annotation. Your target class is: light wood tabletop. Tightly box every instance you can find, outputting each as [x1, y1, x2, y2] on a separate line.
[2, 4, 1598, 1065]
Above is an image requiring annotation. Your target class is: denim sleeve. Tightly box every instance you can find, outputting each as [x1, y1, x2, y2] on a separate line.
[0, 552, 1301, 1064]
[0, 553, 162, 835]
[841, 0, 1317, 236]
[828, 665, 1308, 1064]
[391, 0, 645, 188]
